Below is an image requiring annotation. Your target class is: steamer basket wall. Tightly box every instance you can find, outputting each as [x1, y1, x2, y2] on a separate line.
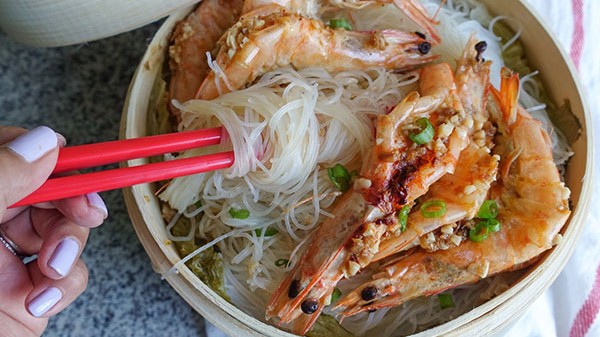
[120, 1, 592, 336]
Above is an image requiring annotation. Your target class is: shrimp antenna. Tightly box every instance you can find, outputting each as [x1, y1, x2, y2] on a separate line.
[432, 0, 447, 22]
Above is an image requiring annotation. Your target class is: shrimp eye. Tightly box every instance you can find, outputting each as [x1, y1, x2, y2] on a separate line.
[301, 299, 319, 314]
[475, 41, 487, 61]
[289, 279, 303, 298]
[361, 286, 378, 301]
[418, 42, 432, 54]
[414, 31, 427, 39]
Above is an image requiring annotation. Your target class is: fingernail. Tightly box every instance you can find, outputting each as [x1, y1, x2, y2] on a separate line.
[56, 133, 67, 147]
[28, 287, 62, 317]
[48, 237, 80, 277]
[5, 126, 59, 163]
[86, 193, 108, 219]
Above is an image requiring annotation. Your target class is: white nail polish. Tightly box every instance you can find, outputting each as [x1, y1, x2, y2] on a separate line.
[48, 237, 80, 277]
[56, 133, 67, 147]
[28, 287, 62, 317]
[86, 193, 108, 219]
[5, 126, 58, 163]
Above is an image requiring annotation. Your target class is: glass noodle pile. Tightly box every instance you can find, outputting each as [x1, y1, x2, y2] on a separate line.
[157, 0, 573, 335]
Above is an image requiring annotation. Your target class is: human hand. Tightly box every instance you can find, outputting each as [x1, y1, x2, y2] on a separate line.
[0, 126, 108, 337]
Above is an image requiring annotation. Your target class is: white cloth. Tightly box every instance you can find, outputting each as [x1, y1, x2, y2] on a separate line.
[205, 1, 600, 336]
[505, 1, 600, 336]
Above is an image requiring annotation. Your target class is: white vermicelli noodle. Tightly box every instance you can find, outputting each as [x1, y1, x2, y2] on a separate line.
[158, 0, 574, 335]
[161, 66, 419, 311]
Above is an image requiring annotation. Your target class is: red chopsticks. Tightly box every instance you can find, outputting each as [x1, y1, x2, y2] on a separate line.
[11, 127, 234, 208]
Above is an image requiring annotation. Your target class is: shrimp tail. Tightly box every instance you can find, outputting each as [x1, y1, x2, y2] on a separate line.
[490, 67, 520, 127]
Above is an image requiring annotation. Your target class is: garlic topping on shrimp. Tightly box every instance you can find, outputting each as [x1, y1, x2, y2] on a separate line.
[360, 62, 468, 214]
[195, 6, 437, 100]
[333, 68, 571, 318]
[375, 142, 499, 258]
[374, 36, 494, 260]
[345, 37, 490, 276]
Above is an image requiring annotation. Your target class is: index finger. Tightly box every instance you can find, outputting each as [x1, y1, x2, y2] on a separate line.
[27, 171, 108, 228]
[5, 192, 108, 229]
[51, 192, 108, 228]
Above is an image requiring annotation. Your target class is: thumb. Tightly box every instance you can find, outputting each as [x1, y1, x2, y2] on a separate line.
[0, 126, 62, 213]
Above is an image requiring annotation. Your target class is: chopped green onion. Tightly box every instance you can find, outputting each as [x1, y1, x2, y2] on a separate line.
[409, 118, 434, 144]
[255, 227, 279, 237]
[438, 293, 454, 309]
[329, 18, 352, 30]
[327, 164, 356, 192]
[484, 218, 501, 232]
[194, 200, 202, 208]
[275, 258, 289, 267]
[331, 288, 342, 303]
[477, 200, 499, 219]
[229, 208, 250, 219]
[398, 205, 410, 232]
[420, 200, 447, 218]
[469, 221, 490, 242]
[469, 219, 501, 242]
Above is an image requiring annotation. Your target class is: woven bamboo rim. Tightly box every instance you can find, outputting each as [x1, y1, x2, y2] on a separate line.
[120, 1, 593, 336]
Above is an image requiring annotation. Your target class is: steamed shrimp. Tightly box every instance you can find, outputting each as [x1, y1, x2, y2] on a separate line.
[195, 6, 436, 100]
[333, 68, 570, 317]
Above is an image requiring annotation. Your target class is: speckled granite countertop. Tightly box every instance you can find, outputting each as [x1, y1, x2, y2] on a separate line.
[0, 25, 209, 337]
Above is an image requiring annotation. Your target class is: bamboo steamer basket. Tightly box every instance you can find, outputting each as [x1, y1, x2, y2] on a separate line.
[119, 1, 593, 336]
